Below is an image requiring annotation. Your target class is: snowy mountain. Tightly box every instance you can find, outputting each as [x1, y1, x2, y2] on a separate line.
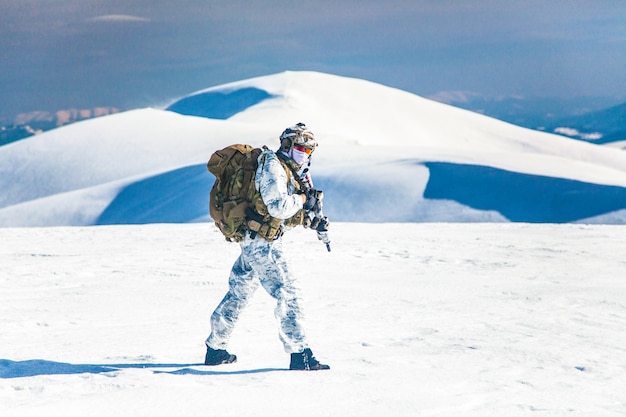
[1, 71, 626, 226]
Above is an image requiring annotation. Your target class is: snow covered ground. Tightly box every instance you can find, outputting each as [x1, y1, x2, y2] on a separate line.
[2, 222, 625, 416]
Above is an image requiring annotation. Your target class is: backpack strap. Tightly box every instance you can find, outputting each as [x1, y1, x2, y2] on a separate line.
[275, 151, 308, 228]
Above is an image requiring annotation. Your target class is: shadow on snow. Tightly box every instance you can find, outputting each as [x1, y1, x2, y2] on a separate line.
[166, 87, 276, 120]
[96, 164, 212, 225]
[0, 359, 285, 378]
[96, 161, 626, 225]
[424, 162, 626, 223]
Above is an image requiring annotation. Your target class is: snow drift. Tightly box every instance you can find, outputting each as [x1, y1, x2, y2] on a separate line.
[1, 71, 626, 226]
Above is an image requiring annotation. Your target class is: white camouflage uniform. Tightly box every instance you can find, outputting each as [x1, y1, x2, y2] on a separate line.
[205, 148, 309, 353]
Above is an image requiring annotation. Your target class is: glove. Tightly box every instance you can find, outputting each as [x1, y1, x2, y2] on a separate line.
[303, 189, 323, 212]
[310, 216, 330, 232]
[314, 217, 331, 251]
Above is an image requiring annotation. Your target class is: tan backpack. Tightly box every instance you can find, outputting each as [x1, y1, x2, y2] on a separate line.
[207, 144, 303, 242]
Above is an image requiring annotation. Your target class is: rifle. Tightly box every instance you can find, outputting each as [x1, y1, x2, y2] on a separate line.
[276, 152, 331, 252]
[299, 169, 331, 252]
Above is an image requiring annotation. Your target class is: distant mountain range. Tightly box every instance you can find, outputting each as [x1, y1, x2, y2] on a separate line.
[0, 107, 121, 146]
[544, 103, 626, 144]
[428, 92, 626, 145]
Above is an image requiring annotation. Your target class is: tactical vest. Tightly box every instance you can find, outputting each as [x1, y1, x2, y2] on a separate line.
[207, 145, 305, 243]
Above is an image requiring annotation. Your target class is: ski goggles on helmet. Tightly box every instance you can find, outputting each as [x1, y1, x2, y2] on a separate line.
[293, 143, 314, 155]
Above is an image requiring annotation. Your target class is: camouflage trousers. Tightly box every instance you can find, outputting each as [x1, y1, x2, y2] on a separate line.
[205, 234, 308, 354]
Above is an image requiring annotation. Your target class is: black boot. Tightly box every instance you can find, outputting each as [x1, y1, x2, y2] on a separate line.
[204, 346, 237, 366]
[289, 348, 330, 371]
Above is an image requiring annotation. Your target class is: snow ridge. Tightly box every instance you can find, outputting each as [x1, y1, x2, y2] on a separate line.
[1, 71, 626, 226]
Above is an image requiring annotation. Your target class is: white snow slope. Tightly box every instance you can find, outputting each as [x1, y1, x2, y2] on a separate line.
[1, 223, 625, 416]
[1, 71, 626, 226]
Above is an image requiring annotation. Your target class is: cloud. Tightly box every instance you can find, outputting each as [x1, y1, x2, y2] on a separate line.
[88, 15, 150, 23]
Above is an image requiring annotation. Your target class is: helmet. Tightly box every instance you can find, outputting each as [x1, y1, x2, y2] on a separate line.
[279, 122, 317, 154]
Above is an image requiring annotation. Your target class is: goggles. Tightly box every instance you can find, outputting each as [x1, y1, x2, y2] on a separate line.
[293, 143, 314, 155]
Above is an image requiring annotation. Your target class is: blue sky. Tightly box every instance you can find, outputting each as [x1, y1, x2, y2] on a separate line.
[0, 0, 624, 121]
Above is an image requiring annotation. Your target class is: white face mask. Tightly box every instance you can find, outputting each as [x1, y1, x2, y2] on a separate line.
[291, 148, 310, 166]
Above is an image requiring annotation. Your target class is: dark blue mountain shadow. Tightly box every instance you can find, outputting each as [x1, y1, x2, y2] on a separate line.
[423, 162, 626, 222]
[166, 87, 276, 119]
[0, 359, 283, 378]
[96, 164, 213, 225]
[96, 161, 626, 225]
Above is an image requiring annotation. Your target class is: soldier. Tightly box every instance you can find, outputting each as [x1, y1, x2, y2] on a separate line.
[204, 123, 330, 371]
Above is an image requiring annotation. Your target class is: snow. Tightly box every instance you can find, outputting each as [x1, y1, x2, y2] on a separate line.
[2, 71, 626, 412]
[1, 222, 625, 416]
[554, 127, 604, 141]
[2, 71, 626, 226]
